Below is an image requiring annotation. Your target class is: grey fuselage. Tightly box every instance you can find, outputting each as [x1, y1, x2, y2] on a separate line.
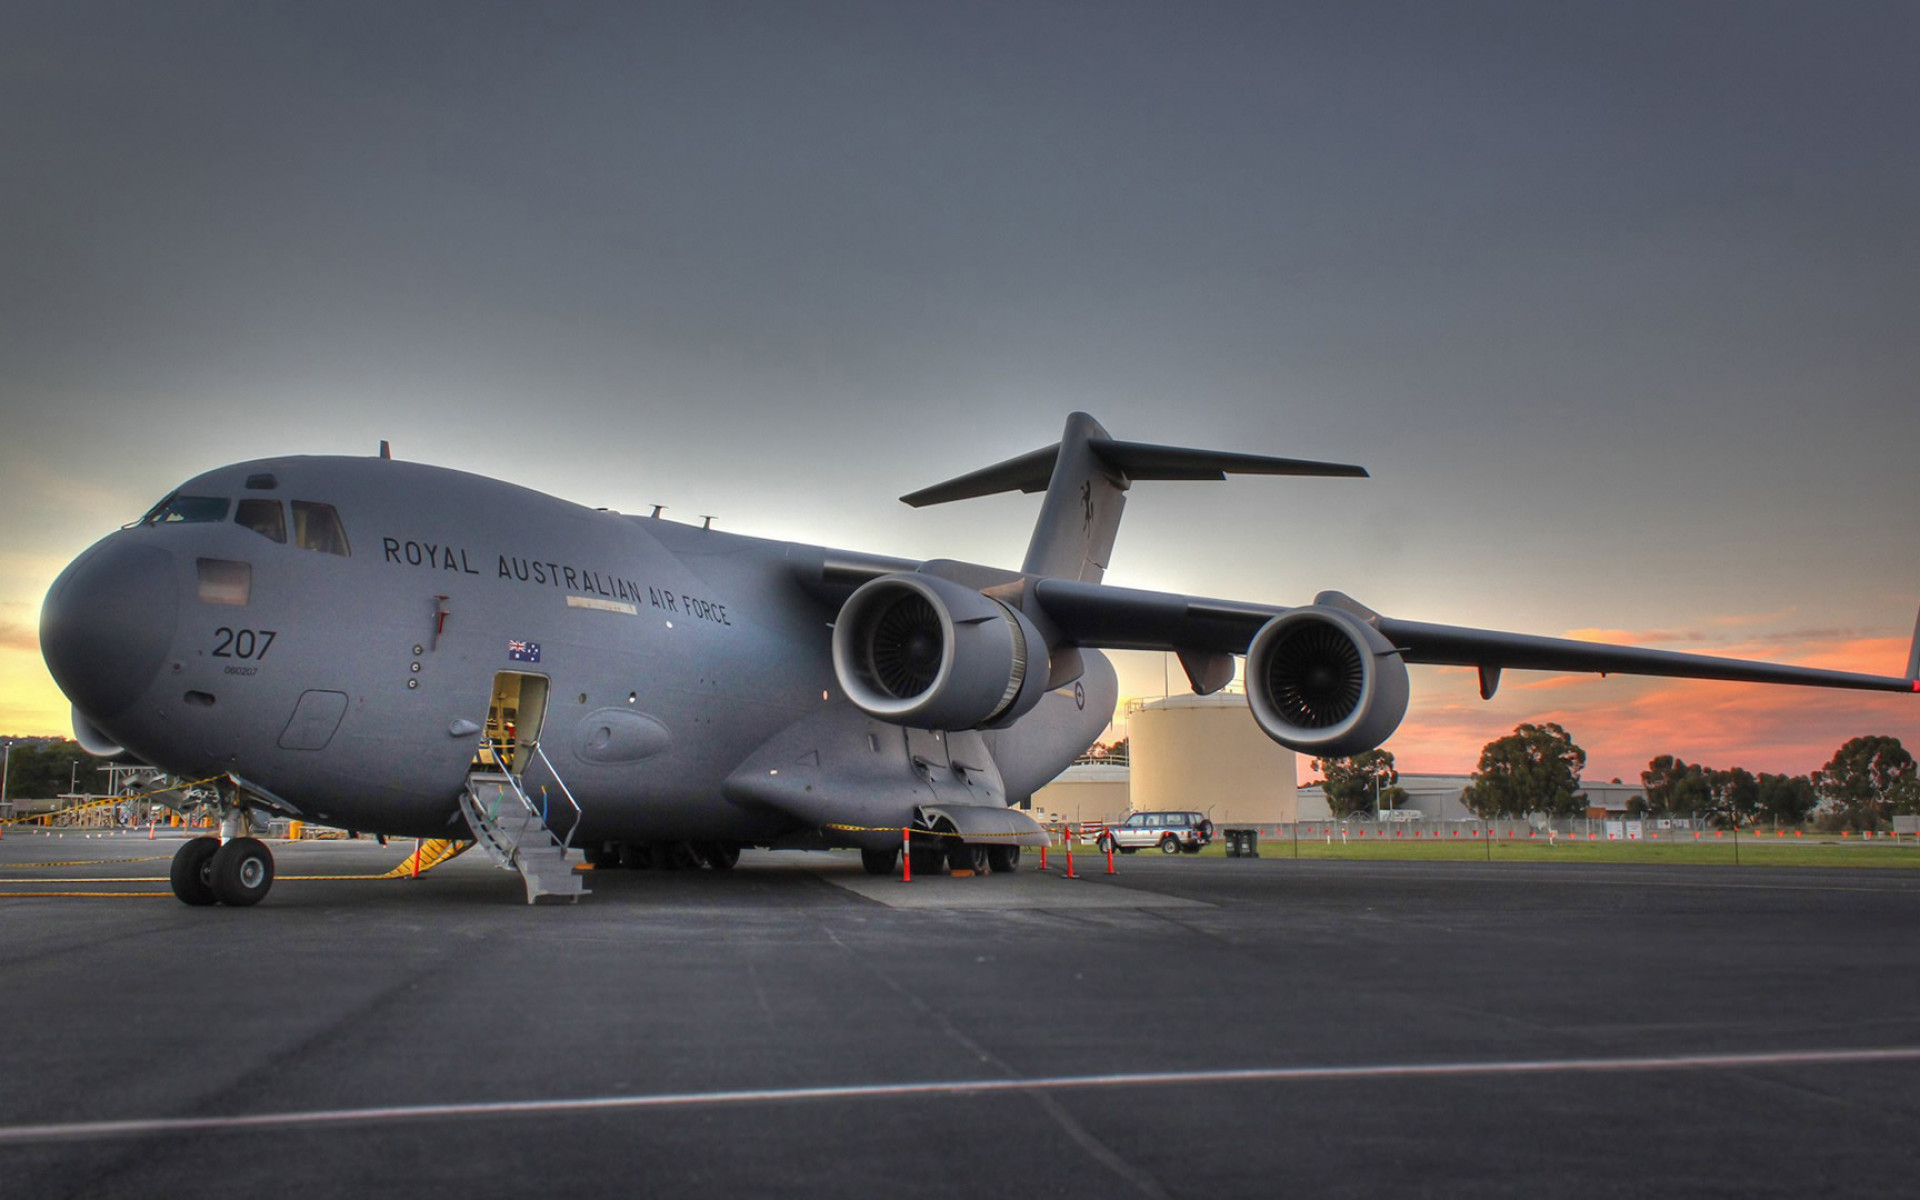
[40, 456, 1115, 844]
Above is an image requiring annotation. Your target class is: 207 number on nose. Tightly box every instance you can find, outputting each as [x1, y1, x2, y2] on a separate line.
[213, 627, 278, 660]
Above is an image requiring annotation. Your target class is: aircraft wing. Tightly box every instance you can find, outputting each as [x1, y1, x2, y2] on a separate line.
[1032, 578, 1920, 696]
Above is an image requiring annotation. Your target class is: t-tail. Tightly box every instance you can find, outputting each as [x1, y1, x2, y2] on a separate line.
[900, 411, 1369, 584]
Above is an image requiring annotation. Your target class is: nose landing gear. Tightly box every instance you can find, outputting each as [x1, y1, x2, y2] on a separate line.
[168, 798, 280, 907]
[168, 837, 277, 906]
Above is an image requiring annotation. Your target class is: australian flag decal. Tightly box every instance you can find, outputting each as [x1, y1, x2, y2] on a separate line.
[508, 639, 541, 663]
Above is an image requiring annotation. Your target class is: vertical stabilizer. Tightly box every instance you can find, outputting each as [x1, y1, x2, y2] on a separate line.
[1022, 412, 1127, 584]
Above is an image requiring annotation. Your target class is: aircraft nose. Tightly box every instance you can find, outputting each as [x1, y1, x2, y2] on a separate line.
[41, 539, 179, 721]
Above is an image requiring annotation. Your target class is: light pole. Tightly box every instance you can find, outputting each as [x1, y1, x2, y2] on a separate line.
[1, 740, 11, 818]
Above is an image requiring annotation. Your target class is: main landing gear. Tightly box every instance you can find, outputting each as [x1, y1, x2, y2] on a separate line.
[863, 826, 1024, 878]
[169, 836, 276, 906]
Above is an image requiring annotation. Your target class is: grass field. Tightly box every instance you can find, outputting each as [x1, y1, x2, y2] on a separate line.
[1082, 836, 1920, 868]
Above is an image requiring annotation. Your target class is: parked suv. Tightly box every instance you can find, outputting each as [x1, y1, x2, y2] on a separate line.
[1096, 811, 1215, 855]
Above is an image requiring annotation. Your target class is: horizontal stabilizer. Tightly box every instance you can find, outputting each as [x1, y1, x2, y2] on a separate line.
[1095, 439, 1369, 484]
[901, 435, 1366, 508]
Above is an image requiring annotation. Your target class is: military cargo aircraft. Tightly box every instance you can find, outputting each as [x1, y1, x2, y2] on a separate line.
[38, 413, 1919, 905]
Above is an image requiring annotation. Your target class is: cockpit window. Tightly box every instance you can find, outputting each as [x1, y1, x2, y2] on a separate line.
[140, 493, 230, 526]
[292, 501, 350, 556]
[235, 498, 287, 544]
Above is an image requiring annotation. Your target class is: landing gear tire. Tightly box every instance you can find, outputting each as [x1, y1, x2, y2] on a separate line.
[860, 847, 899, 876]
[169, 837, 221, 906]
[908, 843, 946, 877]
[208, 837, 274, 906]
[986, 845, 1021, 874]
[948, 842, 989, 874]
[697, 842, 741, 871]
[1159, 836, 1180, 855]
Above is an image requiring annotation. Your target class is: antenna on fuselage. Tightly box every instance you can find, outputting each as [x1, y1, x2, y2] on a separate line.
[700, 515, 716, 530]
[649, 505, 666, 519]
[378, 440, 391, 460]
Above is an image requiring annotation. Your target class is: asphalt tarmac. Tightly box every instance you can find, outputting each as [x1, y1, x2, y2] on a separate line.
[3, 830, 1919, 1198]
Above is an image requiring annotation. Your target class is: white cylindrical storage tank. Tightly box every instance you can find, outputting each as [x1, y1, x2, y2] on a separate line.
[1031, 764, 1131, 829]
[1129, 694, 1298, 825]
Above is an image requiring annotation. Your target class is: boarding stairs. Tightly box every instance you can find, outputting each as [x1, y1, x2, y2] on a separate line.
[460, 741, 588, 904]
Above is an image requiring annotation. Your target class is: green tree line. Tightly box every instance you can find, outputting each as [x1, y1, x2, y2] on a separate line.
[0, 739, 99, 804]
[1312, 729, 1918, 828]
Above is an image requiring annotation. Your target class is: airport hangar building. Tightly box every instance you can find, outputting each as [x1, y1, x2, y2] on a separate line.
[1030, 694, 1649, 828]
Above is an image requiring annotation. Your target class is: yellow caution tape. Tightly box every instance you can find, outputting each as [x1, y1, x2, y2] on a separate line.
[0, 892, 171, 899]
[2, 776, 227, 826]
[821, 823, 1038, 842]
[0, 877, 170, 884]
[6, 857, 171, 869]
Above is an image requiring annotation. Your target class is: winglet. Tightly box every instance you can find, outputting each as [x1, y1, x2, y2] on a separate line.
[1907, 606, 1919, 685]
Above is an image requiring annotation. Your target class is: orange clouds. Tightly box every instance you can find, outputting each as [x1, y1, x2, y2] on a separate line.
[1390, 632, 1919, 780]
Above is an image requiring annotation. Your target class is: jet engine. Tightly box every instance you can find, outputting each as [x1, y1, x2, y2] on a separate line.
[832, 573, 1050, 730]
[1245, 607, 1409, 757]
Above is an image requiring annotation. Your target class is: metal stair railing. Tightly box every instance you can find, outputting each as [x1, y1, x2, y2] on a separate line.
[472, 737, 583, 852]
[528, 741, 583, 852]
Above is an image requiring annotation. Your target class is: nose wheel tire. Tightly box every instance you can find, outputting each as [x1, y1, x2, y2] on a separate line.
[169, 837, 222, 906]
[208, 837, 275, 906]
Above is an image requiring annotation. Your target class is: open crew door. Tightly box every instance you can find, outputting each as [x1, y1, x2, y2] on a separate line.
[475, 671, 550, 778]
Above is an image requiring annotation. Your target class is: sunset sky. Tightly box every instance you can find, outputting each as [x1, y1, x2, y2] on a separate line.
[5, 2, 1917, 782]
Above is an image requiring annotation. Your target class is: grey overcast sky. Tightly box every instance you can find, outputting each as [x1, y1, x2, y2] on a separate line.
[4, 1, 1917, 777]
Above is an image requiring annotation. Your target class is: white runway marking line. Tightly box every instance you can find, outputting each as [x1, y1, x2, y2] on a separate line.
[3, 1047, 1918, 1147]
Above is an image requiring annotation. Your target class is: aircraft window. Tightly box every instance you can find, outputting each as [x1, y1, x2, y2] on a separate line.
[235, 498, 286, 544]
[292, 501, 351, 556]
[140, 493, 229, 526]
[197, 558, 251, 606]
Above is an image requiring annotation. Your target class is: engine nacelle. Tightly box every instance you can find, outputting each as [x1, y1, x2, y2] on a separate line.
[72, 705, 145, 764]
[832, 573, 1051, 730]
[1245, 607, 1409, 757]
